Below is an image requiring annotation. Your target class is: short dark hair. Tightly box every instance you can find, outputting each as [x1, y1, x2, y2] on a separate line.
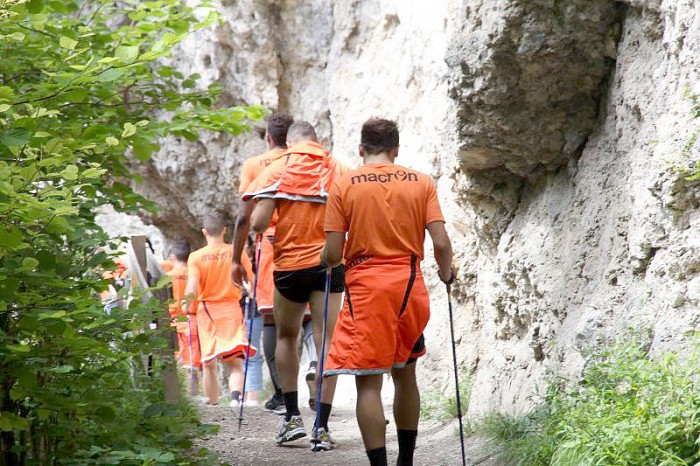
[361, 118, 399, 155]
[171, 241, 190, 262]
[202, 213, 226, 236]
[287, 121, 318, 144]
[267, 113, 294, 147]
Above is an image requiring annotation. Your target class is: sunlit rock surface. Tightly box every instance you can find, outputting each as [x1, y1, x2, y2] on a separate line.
[111, 0, 700, 416]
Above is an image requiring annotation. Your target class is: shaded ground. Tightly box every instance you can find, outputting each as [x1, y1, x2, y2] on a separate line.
[194, 399, 498, 465]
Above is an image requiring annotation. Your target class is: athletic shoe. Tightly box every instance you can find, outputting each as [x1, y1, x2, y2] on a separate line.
[273, 404, 286, 415]
[275, 415, 307, 444]
[265, 392, 284, 412]
[310, 427, 335, 451]
[305, 361, 317, 382]
[229, 399, 240, 408]
[244, 399, 259, 407]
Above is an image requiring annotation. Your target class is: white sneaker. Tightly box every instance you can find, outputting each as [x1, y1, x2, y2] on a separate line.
[310, 427, 335, 451]
[275, 415, 307, 444]
[230, 399, 241, 408]
[244, 400, 259, 407]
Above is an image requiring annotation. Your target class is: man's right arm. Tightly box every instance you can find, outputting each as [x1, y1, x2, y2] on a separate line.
[426, 221, 454, 286]
[181, 263, 200, 315]
[231, 198, 253, 287]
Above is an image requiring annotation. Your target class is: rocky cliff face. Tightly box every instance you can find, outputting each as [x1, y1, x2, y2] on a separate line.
[122, 0, 700, 416]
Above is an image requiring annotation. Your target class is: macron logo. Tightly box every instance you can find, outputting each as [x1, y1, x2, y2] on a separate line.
[350, 170, 418, 185]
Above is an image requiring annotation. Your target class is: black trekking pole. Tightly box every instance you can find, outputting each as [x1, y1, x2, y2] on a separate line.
[311, 268, 332, 452]
[238, 235, 263, 431]
[447, 283, 466, 466]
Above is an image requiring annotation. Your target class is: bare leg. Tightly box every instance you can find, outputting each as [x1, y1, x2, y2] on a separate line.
[225, 357, 244, 393]
[202, 361, 219, 404]
[392, 363, 420, 466]
[356, 374, 386, 451]
[391, 363, 420, 429]
[273, 288, 307, 392]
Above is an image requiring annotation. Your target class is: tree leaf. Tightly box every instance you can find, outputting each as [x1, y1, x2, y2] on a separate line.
[0, 225, 23, 249]
[7, 32, 26, 42]
[121, 123, 137, 138]
[60, 164, 79, 180]
[1, 128, 32, 148]
[27, 0, 44, 14]
[21, 257, 39, 270]
[105, 136, 119, 146]
[115, 45, 140, 64]
[59, 36, 78, 50]
[0, 412, 30, 431]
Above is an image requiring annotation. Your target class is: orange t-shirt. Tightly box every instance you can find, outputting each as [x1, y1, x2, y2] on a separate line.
[239, 148, 286, 236]
[187, 243, 253, 303]
[168, 263, 197, 317]
[238, 148, 286, 194]
[273, 200, 328, 271]
[324, 163, 445, 263]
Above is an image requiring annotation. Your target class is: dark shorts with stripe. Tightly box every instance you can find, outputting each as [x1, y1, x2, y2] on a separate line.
[273, 264, 345, 303]
[324, 255, 429, 376]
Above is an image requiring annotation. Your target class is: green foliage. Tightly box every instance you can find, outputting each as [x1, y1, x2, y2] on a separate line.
[0, 0, 264, 463]
[420, 375, 471, 426]
[477, 337, 700, 466]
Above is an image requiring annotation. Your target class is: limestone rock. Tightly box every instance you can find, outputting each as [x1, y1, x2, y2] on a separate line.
[106, 0, 700, 417]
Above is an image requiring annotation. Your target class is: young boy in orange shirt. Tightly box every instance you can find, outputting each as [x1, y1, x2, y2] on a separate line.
[182, 213, 255, 406]
[321, 118, 454, 466]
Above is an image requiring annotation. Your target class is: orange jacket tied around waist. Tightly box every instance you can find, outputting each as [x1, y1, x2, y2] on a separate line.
[241, 141, 347, 204]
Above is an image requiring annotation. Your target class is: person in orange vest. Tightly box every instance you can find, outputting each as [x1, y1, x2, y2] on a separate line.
[235, 113, 294, 412]
[233, 121, 347, 450]
[167, 241, 202, 394]
[321, 118, 454, 466]
[181, 213, 255, 406]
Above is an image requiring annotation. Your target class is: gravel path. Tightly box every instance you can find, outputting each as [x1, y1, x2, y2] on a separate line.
[194, 399, 497, 465]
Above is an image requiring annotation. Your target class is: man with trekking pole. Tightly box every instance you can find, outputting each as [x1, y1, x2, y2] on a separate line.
[320, 118, 455, 466]
[232, 121, 348, 450]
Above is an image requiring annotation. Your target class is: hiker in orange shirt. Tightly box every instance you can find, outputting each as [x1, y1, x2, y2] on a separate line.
[234, 113, 294, 412]
[167, 241, 202, 393]
[233, 121, 347, 450]
[182, 213, 256, 407]
[321, 118, 454, 466]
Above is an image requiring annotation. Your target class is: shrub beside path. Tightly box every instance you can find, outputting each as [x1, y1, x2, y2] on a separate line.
[194, 401, 496, 465]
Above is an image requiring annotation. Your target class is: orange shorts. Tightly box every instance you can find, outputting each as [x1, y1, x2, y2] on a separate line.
[196, 300, 256, 364]
[325, 256, 429, 376]
[174, 317, 202, 370]
[254, 235, 275, 314]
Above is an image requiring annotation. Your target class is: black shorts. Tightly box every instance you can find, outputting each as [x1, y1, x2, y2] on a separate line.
[273, 264, 345, 303]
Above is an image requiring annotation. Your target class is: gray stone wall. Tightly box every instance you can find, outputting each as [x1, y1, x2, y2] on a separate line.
[114, 0, 700, 416]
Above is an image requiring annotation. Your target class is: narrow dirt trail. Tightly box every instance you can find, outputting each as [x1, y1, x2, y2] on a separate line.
[194, 400, 497, 465]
